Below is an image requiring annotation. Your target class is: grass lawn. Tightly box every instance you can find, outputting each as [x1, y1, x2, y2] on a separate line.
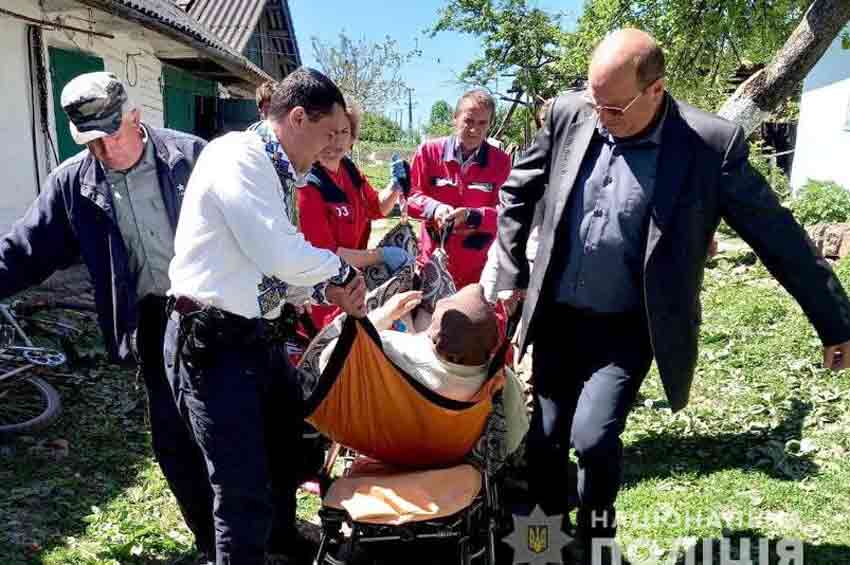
[2, 247, 849, 564]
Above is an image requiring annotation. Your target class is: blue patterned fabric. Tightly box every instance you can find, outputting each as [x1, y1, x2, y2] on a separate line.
[251, 121, 351, 312]
[252, 120, 299, 225]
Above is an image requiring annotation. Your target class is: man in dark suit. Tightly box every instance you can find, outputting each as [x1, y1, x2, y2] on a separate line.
[489, 28, 850, 558]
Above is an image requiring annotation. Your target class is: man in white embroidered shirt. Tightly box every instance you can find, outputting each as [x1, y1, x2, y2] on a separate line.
[164, 68, 366, 565]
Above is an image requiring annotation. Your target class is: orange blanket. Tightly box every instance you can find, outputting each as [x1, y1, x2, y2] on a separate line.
[323, 458, 481, 525]
[305, 317, 504, 468]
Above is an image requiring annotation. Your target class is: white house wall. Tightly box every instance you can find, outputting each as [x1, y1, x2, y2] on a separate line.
[0, 4, 41, 233]
[41, 7, 167, 145]
[0, 0, 176, 233]
[791, 36, 850, 192]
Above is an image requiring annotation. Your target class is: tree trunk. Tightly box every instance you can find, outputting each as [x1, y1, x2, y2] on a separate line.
[494, 89, 524, 139]
[718, 0, 850, 135]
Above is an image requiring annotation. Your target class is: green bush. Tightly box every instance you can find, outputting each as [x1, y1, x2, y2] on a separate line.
[359, 112, 403, 143]
[401, 129, 423, 146]
[426, 122, 454, 137]
[426, 100, 454, 137]
[749, 140, 791, 203]
[789, 179, 850, 226]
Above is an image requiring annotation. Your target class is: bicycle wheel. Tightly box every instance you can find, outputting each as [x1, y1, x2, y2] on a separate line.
[0, 375, 62, 435]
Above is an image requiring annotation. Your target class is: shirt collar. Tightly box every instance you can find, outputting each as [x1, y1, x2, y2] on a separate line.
[253, 120, 299, 183]
[442, 135, 489, 167]
[597, 94, 669, 146]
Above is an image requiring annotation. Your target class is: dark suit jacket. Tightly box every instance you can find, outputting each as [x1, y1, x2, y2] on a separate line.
[492, 92, 850, 411]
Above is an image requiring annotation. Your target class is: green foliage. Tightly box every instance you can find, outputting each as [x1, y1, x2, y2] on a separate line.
[748, 140, 792, 202]
[358, 112, 403, 144]
[358, 161, 391, 190]
[559, 0, 810, 113]
[426, 122, 454, 138]
[789, 180, 850, 226]
[430, 0, 567, 101]
[428, 100, 453, 126]
[426, 100, 454, 137]
[401, 129, 422, 146]
[432, 0, 815, 132]
[493, 102, 537, 147]
[354, 141, 419, 188]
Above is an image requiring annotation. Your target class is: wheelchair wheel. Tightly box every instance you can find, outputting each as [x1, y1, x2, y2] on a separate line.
[0, 375, 62, 436]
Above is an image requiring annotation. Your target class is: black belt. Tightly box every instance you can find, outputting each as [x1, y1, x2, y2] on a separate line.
[169, 295, 204, 317]
[167, 296, 295, 346]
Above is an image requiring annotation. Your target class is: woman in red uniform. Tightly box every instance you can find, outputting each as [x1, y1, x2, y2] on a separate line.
[298, 99, 411, 327]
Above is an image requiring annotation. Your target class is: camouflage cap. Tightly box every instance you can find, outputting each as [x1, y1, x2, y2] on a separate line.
[60, 72, 131, 145]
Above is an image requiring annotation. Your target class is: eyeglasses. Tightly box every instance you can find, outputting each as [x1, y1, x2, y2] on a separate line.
[582, 77, 663, 117]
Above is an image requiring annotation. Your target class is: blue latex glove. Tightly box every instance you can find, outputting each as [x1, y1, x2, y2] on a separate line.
[382, 246, 412, 273]
[389, 152, 408, 193]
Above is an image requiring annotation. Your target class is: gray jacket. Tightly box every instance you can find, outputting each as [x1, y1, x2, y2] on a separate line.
[491, 92, 850, 411]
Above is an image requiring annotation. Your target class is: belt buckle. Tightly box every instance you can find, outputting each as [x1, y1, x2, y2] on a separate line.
[176, 296, 199, 315]
[170, 296, 204, 321]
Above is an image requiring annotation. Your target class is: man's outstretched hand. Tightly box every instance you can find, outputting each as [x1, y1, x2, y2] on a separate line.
[326, 273, 367, 318]
[823, 339, 850, 370]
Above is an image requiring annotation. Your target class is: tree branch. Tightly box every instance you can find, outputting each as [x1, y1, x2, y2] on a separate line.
[719, 0, 850, 134]
[494, 87, 524, 139]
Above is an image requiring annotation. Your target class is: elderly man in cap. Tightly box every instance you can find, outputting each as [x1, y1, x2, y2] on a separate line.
[0, 72, 216, 563]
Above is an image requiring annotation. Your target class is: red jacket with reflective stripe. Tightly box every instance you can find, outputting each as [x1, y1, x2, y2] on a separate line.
[298, 158, 383, 328]
[298, 159, 383, 253]
[407, 136, 511, 288]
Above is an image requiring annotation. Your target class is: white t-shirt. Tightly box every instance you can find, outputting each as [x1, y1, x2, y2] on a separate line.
[168, 131, 344, 319]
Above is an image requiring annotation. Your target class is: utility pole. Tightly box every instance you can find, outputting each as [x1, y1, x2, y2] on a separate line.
[407, 88, 414, 132]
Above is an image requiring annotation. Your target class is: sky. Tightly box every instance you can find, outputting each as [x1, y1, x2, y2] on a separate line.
[288, 0, 582, 129]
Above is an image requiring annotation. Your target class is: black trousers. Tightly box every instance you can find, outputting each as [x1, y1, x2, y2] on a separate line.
[163, 305, 302, 565]
[527, 302, 653, 536]
[136, 295, 215, 558]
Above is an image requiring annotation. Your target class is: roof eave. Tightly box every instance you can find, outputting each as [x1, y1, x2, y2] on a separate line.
[76, 0, 272, 90]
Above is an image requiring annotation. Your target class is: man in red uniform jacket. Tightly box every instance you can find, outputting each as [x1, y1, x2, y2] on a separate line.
[407, 90, 512, 288]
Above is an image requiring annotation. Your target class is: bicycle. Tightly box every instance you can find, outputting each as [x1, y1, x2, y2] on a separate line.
[0, 302, 71, 436]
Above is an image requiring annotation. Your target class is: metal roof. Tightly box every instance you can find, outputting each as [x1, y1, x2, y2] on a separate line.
[185, 0, 301, 75]
[76, 0, 273, 88]
[187, 0, 265, 53]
